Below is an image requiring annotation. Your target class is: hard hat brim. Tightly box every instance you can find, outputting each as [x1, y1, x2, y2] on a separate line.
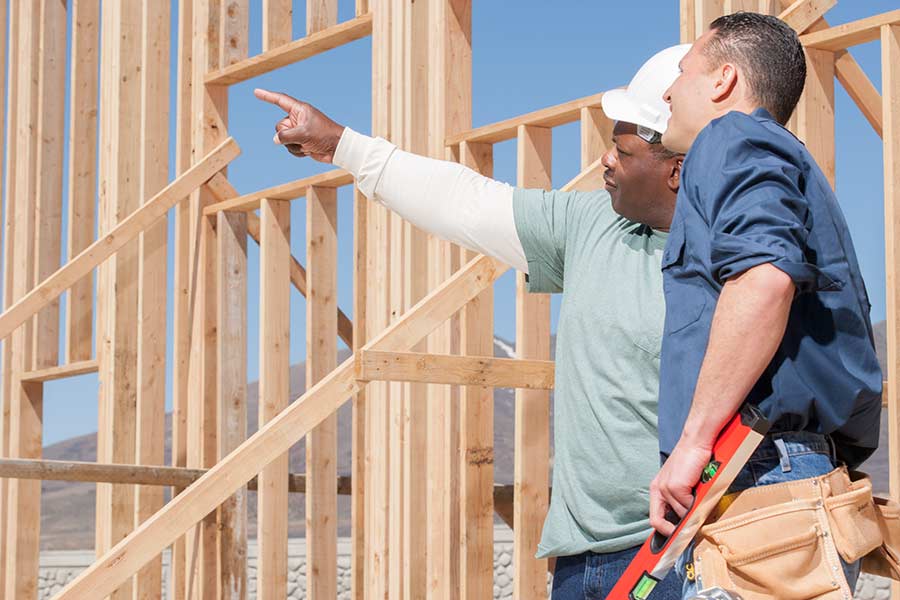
[601, 89, 666, 136]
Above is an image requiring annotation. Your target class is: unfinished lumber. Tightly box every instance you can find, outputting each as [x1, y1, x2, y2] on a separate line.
[0, 458, 351, 494]
[203, 169, 353, 214]
[458, 140, 495, 600]
[308, 0, 338, 35]
[134, 3, 170, 597]
[580, 107, 613, 170]
[800, 9, 900, 51]
[694, 0, 725, 35]
[0, 137, 239, 344]
[50, 252, 508, 600]
[65, 0, 100, 364]
[834, 50, 883, 138]
[351, 185, 367, 600]
[19, 360, 99, 383]
[263, 0, 292, 50]
[208, 15, 373, 85]
[778, 0, 836, 33]
[795, 48, 836, 187]
[220, 0, 249, 67]
[170, 1, 194, 597]
[5, 3, 46, 597]
[306, 186, 339, 598]
[357, 351, 555, 390]
[204, 175, 355, 347]
[258, 198, 291, 600]
[216, 208, 249, 600]
[0, 2, 17, 591]
[514, 125, 553, 600]
[446, 92, 605, 146]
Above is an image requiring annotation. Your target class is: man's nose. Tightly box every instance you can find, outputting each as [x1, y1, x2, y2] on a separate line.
[663, 85, 673, 105]
[601, 148, 617, 169]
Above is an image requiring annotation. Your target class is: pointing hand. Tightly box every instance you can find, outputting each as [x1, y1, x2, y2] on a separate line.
[254, 88, 345, 163]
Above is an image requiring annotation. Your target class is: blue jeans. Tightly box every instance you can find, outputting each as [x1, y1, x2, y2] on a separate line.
[676, 431, 861, 599]
[552, 545, 681, 599]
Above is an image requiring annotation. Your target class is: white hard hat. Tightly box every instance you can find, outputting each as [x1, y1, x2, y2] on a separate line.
[601, 44, 691, 141]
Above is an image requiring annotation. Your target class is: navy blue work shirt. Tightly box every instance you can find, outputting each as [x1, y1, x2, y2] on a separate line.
[658, 108, 882, 468]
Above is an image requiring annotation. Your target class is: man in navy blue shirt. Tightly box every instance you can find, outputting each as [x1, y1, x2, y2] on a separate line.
[648, 12, 881, 597]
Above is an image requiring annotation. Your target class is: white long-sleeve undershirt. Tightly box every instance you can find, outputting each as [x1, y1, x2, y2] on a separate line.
[332, 127, 529, 273]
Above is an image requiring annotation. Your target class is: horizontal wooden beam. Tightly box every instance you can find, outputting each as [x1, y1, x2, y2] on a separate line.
[205, 15, 373, 85]
[446, 92, 605, 146]
[356, 350, 555, 390]
[800, 9, 900, 51]
[0, 458, 350, 495]
[203, 168, 353, 214]
[0, 137, 240, 343]
[19, 359, 99, 383]
[778, 0, 836, 34]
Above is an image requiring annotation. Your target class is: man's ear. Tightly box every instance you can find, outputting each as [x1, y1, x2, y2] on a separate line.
[711, 62, 738, 103]
[668, 157, 683, 193]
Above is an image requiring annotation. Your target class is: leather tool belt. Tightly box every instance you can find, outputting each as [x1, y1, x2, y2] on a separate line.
[689, 466, 892, 599]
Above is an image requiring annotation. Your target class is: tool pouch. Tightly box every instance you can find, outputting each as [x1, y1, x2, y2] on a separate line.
[861, 495, 900, 580]
[691, 467, 881, 600]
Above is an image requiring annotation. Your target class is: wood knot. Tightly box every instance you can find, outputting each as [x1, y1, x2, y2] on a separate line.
[466, 447, 494, 465]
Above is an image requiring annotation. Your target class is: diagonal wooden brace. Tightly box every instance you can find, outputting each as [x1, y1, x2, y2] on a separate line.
[0, 136, 241, 342]
[52, 253, 509, 599]
[50, 154, 602, 600]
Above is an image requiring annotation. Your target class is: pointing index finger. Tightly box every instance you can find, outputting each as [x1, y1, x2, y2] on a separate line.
[254, 88, 300, 113]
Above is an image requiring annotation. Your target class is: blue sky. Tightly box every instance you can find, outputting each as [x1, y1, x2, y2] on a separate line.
[30, 1, 896, 445]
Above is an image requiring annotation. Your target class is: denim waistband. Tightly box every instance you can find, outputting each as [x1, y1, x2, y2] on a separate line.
[748, 430, 835, 464]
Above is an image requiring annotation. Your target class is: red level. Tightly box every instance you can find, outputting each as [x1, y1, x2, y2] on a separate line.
[608, 404, 770, 600]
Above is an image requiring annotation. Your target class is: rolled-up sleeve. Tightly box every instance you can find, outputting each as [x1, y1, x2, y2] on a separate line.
[701, 134, 836, 293]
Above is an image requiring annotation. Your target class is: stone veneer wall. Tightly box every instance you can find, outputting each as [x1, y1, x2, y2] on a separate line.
[38, 526, 891, 599]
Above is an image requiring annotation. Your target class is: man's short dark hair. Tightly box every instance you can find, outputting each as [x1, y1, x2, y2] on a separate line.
[704, 12, 806, 125]
[649, 142, 682, 162]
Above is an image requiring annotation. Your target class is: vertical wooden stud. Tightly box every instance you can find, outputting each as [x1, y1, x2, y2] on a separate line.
[351, 185, 367, 600]
[458, 141, 495, 600]
[794, 49, 836, 187]
[170, 0, 194, 597]
[513, 125, 552, 600]
[5, 2, 45, 597]
[96, 2, 143, 598]
[724, 0, 759, 13]
[220, 0, 249, 67]
[0, 0, 16, 592]
[134, 2, 170, 598]
[680, 0, 697, 42]
[580, 107, 613, 170]
[695, 0, 725, 35]
[65, 0, 99, 363]
[217, 210, 248, 600]
[357, 0, 370, 16]
[257, 198, 291, 600]
[307, 186, 339, 599]
[263, 0, 292, 50]
[308, 0, 338, 35]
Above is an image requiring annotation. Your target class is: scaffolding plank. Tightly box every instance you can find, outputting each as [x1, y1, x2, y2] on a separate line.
[65, 0, 100, 363]
[306, 186, 339, 599]
[513, 124, 552, 600]
[208, 15, 372, 85]
[257, 198, 291, 600]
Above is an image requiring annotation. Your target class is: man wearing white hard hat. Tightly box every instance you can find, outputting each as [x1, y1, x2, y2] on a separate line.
[254, 44, 688, 599]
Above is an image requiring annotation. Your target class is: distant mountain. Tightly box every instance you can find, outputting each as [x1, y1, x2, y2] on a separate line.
[40, 322, 891, 551]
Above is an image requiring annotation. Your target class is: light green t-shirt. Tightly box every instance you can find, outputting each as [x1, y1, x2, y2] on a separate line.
[513, 187, 667, 558]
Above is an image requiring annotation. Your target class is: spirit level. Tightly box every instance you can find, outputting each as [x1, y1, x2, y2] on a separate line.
[608, 404, 770, 600]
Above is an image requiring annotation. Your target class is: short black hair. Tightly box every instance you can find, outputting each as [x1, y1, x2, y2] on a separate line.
[649, 142, 682, 162]
[704, 12, 806, 125]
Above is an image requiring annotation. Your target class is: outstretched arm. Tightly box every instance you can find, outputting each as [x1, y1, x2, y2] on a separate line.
[255, 88, 528, 272]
